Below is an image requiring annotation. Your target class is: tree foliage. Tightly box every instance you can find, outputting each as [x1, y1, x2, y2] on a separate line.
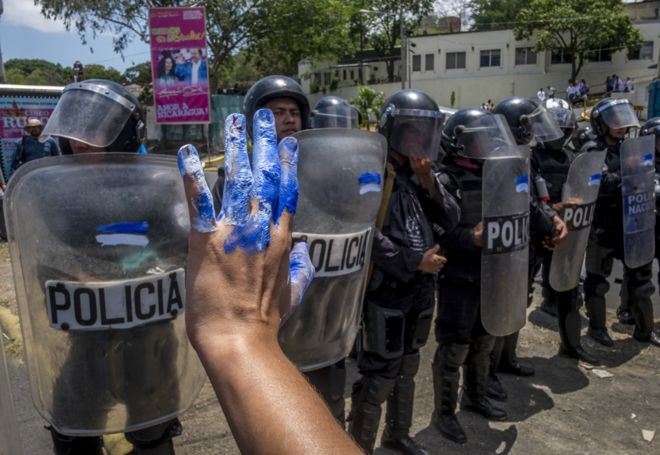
[514, 0, 643, 82]
[355, 0, 434, 82]
[36, 0, 359, 90]
[349, 86, 385, 129]
[469, 0, 526, 31]
[4, 59, 69, 85]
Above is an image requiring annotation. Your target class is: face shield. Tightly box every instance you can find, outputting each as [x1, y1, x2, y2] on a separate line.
[454, 114, 522, 159]
[521, 105, 563, 142]
[40, 82, 136, 148]
[599, 100, 640, 131]
[311, 104, 359, 129]
[389, 108, 444, 160]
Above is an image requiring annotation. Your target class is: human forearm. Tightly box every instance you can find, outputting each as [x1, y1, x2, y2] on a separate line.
[196, 335, 361, 455]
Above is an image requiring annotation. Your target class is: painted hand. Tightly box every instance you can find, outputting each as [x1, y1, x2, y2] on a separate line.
[177, 109, 314, 348]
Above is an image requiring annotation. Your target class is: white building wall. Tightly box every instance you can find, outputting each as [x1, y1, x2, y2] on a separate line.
[301, 21, 659, 116]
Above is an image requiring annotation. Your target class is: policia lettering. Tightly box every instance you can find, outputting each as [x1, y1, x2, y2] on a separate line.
[46, 269, 185, 330]
[293, 229, 370, 277]
[562, 202, 596, 231]
[483, 213, 529, 254]
[625, 191, 654, 217]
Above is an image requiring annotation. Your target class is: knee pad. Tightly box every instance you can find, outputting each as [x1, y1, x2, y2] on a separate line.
[408, 305, 434, 350]
[125, 419, 182, 449]
[363, 303, 405, 360]
[399, 352, 420, 379]
[359, 375, 396, 406]
[585, 274, 609, 297]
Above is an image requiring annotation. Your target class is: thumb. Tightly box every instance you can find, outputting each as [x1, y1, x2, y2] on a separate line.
[430, 244, 440, 254]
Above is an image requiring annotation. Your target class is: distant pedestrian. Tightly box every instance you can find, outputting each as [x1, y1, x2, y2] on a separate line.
[11, 118, 60, 172]
[624, 77, 634, 92]
[537, 88, 546, 102]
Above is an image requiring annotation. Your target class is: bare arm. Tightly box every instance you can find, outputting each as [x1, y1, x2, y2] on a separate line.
[178, 110, 361, 455]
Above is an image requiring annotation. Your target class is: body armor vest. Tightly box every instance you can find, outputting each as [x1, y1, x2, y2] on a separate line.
[534, 146, 573, 203]
[446, 164, 482, 228]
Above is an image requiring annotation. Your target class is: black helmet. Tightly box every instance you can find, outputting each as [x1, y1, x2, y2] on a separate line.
[441, 108, 519, 159]
[243, 75, 309, 136]
[378, 89, 444, 159]
[589, 98, 639, 138]
[574, 125, 596, 150]
[493, 96, 561, 145]
[541, 98, 576, 150]
[310, 96, 358, 129]
[640, 117, 660, 137]
[41, 79, 145, 154]
[43, 80, 144, 154]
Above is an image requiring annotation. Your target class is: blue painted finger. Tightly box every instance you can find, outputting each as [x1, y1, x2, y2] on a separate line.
[224, 210, 271, 254]
[220, 114, 253, 225]
[177, 144, 216, 233]
[251, 108, 281, 219]
[286, 242, 315, 317]
[276, 137, 299, 223]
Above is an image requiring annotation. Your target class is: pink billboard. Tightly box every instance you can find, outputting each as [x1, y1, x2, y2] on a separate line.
[149, 7, 210, 124]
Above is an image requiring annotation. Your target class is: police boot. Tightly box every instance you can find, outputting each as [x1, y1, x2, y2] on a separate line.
[487, 374, 508, 402]
[349, 375, 396, 454]
[463, 336, 506, 421]
[382, 353, 428, 455]
[497, 332, 534, 377]
[617, 276, 634, 325]
[540, 287, 558, 317]
[628, 270, 656, 345]
[125, 419, 181, 455]
[584, 273, 613, 346]
[49, 427, 104, 455]
[432, 343, 469, 444]
[557, 291, 598, 365]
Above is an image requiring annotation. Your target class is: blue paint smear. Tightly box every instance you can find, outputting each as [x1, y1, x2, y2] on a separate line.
[177, 144, 216, 233]
[276, 136, 299, 221]
[97, 221, 149, 235]
[358, 172, 382, 185]
[224, 211, 270, 254]
[251, 109, 281, 220]
[289, 242, 315, 306]
[220, 114, 252, 225]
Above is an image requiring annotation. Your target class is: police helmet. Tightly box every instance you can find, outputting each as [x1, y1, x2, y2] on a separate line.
[378, 89, 444, 160]
[541, 98, 576, 150]
[441, 108, 519, 159]
[640, 117, 660, 137]
[310, 96, 359, 129]
[574, 125, 597, 150]
[243, 75, 310, 136]
[41, 79, 145, 154]
[493, 96, 561, 145]
[589, 98, 639, 138]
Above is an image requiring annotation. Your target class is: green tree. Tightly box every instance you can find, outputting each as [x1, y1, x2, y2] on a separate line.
[4, 59, 69, 85]
[514, 0, 643, 82]
[36, 1, 358, 90]
[470, 0, 526, 31]
[80, 64, 125, 83]
[356, 0, 434, 83]
[349, 86, 385, 129]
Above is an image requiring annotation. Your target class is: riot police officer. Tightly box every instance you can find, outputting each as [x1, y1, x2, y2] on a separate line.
[489, 97, 566, 391]
[212, 75, 309, 209]
[10, 80, 203, 454]
[310, 95, 359, 129]
[531, 98, 599, 364]
[584, 99, 660, 347]
[574, 124, 596, 151]
[616, 117, 660, 338]
[349, 89, 460, 454]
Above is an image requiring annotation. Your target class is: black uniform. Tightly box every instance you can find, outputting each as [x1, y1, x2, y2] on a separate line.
[349, 160, 459, 453]
[584, 139, 656, 343]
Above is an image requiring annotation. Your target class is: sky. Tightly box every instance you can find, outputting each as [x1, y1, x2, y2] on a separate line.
[0, 0, 150, 72]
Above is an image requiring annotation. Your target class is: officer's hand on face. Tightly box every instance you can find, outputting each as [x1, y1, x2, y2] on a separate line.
[409, 156, 436, 194]
[178, 110, 315, 351]
[473, 221, 484, 247]
[418, 244, 447, 274]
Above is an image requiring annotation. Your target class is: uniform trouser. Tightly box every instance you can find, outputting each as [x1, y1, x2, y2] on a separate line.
[584, 237, 655, 339]
[434, 279, 494, 414]
[349, 283, 435, 453]
[304, 360, 347, 424]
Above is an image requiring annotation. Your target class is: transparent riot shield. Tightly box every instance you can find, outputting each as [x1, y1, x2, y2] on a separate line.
[621, 135, 656, 269]
[5, 153, 205, 436]
[279, 129, 387, 372]
[0, 335, 22, 455]
[481, 157, 530, 337]
[549, 150, 607, 291]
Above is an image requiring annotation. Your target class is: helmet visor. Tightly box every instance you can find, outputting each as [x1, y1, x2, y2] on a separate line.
[311, 105, 359, 129]
[600, 100, 640, 130]
[41, 83, 134, 148]
[390, 109, 444, 160]
[522, 105, 563, 142]
[455, 114, 522, 159]
[547, 108, 576, 129]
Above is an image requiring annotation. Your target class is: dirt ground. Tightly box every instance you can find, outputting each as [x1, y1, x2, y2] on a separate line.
[1, 240, 658, 454]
